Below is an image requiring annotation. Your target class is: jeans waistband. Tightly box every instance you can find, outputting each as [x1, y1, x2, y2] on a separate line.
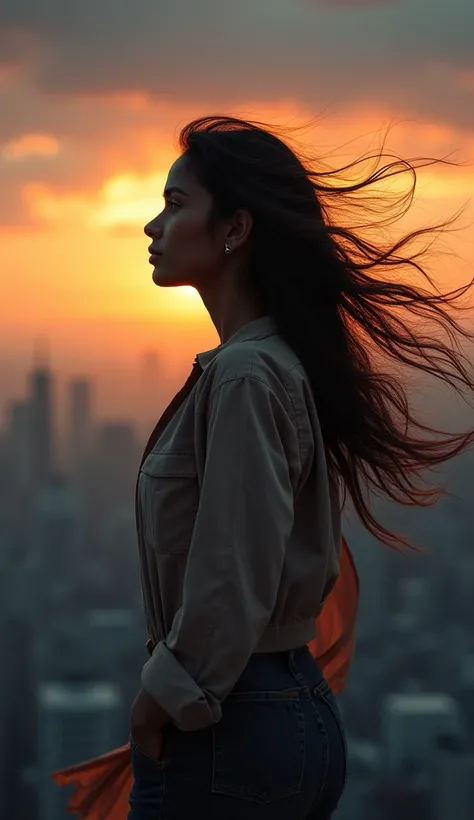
[230, 645, 327, 696]
[145, 640, 328, 697]
[146, 640, 308, 661]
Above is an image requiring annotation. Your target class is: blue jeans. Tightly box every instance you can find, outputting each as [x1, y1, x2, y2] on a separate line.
[128, 645, 347, 819]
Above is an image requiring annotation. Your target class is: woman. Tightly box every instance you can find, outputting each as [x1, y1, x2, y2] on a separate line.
[54, 116, 473, 820]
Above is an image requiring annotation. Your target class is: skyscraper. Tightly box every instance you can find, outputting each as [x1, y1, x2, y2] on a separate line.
[4, 399, 30, 490]
[433, 736, 474, 820]
[32, 474, 81, 621]
[67, 378, 94, 476]
[28, 340, 54, 489]
[37, 680, 122, 820]
[93, 421, 139, 512]
[381, 692, 461, 778]
[138, 349, 163, 436]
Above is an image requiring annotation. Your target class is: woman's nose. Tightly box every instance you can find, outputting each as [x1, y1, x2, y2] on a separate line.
[144, 218, 161, 239]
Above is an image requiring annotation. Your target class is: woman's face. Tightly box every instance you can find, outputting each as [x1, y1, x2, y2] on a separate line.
[144, 155, 226, 289]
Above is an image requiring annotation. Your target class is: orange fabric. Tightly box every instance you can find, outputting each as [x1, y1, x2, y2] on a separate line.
[52, 745, 132, 820]
[308, 536, 359, 695]
[52, 536, 358, 819]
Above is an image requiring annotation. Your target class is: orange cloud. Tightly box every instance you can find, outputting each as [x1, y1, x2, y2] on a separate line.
[459, 70, 474, 88]
[0, 99, 472, 387]
[2, 132, 59, 160]
[6, 100, 474, 238]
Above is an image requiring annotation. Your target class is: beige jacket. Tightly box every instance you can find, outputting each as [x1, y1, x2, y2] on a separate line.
[139, 316, 341, 731]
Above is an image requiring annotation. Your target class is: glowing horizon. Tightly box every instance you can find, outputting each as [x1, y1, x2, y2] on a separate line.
[1, 99, 473, 428]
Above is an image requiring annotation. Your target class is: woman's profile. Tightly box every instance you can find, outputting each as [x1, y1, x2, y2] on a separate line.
[54, 116, 474, 819]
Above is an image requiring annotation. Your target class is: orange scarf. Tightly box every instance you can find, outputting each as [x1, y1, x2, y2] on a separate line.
[52, 536, 358, 820]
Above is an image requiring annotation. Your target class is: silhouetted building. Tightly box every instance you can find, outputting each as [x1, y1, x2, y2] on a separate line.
[67, 378, 94, 476]
[4, 399, 30, 489]
[372, 780, 430, 820]
[139, 350, 162, 435]
[92, 421, 139, 513]
[37, 680, 122, 820]
[28, 355, 55, 489]
[31, 475, 81, 624]
[433, 735, 474, 820]
[381, 693, 461, 778]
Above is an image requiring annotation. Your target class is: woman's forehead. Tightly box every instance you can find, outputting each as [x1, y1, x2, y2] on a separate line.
[166, 155, 199, 192]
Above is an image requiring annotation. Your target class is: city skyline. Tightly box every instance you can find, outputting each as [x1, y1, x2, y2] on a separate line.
[0, 314, 221, 429]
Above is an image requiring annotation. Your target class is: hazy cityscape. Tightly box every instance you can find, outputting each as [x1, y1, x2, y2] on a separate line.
[2, 0, 474, 816]
[0, 347, 473, 820]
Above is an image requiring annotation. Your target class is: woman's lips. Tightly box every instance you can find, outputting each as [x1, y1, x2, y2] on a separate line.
[149, 253, 161, 265]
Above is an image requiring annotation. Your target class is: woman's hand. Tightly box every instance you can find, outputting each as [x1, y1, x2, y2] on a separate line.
[130, 688, 171, 762]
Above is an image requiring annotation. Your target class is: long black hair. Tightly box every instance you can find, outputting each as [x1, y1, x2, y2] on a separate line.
[178, 115, 474, 549]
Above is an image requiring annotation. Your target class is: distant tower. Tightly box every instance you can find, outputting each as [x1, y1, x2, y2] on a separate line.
[139, 350, 162, 435]
[28, 338, 54, 488]
[95, 421, 139, 508]
[37, 680, 122, 820]
[66, 378, 94, 475]
[141, 350, 160, 385]
[4, 399, 30, 489]
[381, 693, 461, 778]
[433, 735, 474, 820]
[33, 474, 81, 613]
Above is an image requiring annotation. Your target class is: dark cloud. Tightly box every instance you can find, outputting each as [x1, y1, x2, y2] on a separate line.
[0, 0, 473, 227]
[1, 0, 474, 99]
[312, 0, 398, 6]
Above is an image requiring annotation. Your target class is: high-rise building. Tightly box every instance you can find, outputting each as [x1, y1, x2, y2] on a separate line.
[28, 343, 55, 488]
[139, 350, 161, 428]
[4, 399, 30, 489]
[381, 692, 461, 779]
[83, 608, 144, 735]
[372, 781, 431, 820]
[31, 474, 81, 624]
[67, 378, 94, 476]
[0, 615, 38, 820]
[0, 590, 8, 820]
[37, 680, 122, 820]
[92, 421, 139, 512]
[433, 735, 474, 820]
[83, 608, 140, 679]
[347, 519, 392, 641]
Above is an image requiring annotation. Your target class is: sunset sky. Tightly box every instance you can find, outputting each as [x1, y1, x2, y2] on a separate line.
[1, 0, 473, 425]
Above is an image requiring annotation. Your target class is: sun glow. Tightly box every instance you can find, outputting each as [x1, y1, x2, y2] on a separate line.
[92, 172, 168, 230]
[167, 286, 204, 316]
[1, 100, 473, 383]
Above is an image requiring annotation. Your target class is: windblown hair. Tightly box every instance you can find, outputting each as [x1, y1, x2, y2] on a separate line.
[178, 115, 474, 549]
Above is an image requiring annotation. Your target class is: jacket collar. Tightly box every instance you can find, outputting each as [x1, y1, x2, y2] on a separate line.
[196, 315, 278, 371]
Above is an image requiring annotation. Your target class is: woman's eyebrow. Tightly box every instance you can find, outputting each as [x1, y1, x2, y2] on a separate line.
[163, 186, 189, 197]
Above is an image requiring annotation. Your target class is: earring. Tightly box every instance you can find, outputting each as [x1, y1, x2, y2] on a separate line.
[224, 243, 232, 254]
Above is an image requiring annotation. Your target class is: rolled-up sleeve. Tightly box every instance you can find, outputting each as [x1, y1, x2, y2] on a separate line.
[141, 374, 301, 731]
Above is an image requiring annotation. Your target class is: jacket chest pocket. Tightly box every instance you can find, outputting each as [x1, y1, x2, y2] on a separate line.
[139, 452, 199, 555]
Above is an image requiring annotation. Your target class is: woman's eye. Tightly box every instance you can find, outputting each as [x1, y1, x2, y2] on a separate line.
[166, 200, 180, 213]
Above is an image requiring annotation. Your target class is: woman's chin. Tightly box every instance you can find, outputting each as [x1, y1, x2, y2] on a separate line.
[152, 266, 176, 287]
[152, 264, 195, 289]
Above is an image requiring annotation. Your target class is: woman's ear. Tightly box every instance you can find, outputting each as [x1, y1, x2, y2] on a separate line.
[225, 208, 253, 251]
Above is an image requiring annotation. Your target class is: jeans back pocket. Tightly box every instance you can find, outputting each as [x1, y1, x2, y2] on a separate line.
[324, 693, 348, 787]
[211, 689, 305, 805]
[313, 684, 348, 789]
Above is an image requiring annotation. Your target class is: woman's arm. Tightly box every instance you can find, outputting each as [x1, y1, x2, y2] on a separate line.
[141, 373, 301, 731]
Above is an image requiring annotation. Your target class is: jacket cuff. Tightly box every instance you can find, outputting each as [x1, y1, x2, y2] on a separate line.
[141, 641, 222, 732]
